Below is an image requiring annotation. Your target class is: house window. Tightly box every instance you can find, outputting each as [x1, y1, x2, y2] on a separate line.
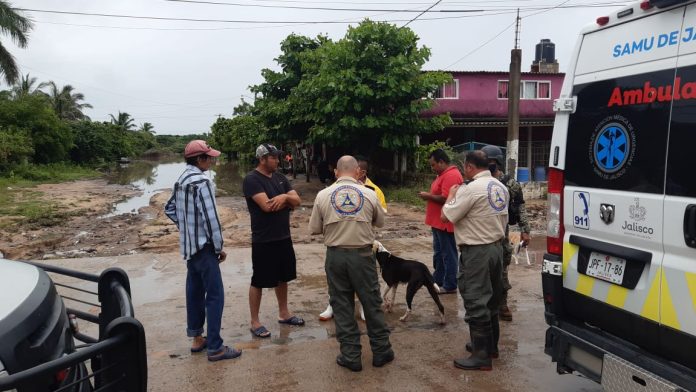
[497, 81, 509, 99]
[434, 80, 459, 99]
[522, 81, 537, 99]
[498, 80, 551, 99]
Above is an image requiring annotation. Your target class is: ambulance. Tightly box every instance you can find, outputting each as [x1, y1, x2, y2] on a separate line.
[542, 0, 696, 390]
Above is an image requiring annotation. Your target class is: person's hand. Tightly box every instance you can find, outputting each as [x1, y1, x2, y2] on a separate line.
[520, 232, 530, 247]
[218, 250, 227, 263]
[449, 184, 460, 195]
[267, 194, 287, 211]
[417, 191, 429, 200]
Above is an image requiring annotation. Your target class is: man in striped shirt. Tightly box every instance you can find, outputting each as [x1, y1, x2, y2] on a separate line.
[165, 140, 241, 362]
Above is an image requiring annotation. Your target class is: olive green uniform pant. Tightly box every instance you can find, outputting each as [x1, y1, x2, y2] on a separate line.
[458, 242, 504, 324]
[325, 246, 392, 363]
[502, 234, 513, 299]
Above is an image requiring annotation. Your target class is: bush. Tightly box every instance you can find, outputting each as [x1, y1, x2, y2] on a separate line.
[415, 141, 456, 173]
[0, 127, 33, 169]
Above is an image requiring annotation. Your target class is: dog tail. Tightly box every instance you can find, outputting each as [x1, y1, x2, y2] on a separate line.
[425, 281, 445, 315]
[423, 268, 445, 315]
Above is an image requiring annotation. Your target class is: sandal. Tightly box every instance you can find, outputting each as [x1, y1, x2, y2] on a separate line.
[207, 346, 242, 362]
[250, 325, 271, 338]
[190, 337, 207, 353]
[278, 315, 305, 326]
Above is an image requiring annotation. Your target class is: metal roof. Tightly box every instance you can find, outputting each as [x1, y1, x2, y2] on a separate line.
[451, 119, 554, 127]
[425, 70, 565, 76]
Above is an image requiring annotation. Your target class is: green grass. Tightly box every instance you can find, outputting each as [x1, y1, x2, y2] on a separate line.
[0, 163, 101, 228]
[383, 181, 429, 210]
[1, 163, 100, 183]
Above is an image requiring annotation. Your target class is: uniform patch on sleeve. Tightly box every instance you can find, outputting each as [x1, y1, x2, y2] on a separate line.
[487, 181, 507, 212]
[331, 185, 364, 215]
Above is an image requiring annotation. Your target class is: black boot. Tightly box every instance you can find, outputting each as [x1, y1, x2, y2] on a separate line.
[454, 323, 493, 371]
[491, 316, 500, 358]
[464, 317, 499, 358]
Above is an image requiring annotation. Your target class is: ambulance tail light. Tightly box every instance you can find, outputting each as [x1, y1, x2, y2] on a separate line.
[547, 168, 564, 256]
[640, 1, 653, 10]
[596, 16, 609, 26]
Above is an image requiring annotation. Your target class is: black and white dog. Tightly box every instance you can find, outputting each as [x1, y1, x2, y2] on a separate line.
[373, 241, 446, 324]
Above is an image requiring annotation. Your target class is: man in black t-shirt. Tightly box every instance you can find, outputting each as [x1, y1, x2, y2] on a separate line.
[243, 143, 304, 338]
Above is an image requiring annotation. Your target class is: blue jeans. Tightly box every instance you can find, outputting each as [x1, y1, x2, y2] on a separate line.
[432, 228, 458, 291]
[186, 244, 224, 355]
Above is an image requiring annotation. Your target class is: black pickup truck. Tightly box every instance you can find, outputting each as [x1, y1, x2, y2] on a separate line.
[0, 259, 147, 391]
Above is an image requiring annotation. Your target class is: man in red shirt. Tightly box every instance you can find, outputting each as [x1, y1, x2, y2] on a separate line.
[418, 149, 464, 294]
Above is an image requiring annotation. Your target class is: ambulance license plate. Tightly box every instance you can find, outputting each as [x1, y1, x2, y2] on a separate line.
[586, 252, 626, 285]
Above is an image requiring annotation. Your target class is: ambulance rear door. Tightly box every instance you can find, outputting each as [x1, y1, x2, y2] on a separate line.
[560, 5, 682, 355]
[659, 2, 696, 372]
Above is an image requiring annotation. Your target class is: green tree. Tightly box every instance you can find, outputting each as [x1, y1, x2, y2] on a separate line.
[0, 94, 73, 163]
[0, 2, 32, 85]
[42, 81, 93, 121]
[139, 122, 154, 134]
[294, 20, 451, 153]
[70, 121, 134, 163]
[110, 111, 135, 131]
[233, 98, 253, 116]
[210, 115, 267, 159]
[11, 73, 44, 99]
[0, 126, 33, 169]
[250, 34, 327, 142]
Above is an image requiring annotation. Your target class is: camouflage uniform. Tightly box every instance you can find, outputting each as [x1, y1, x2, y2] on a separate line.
[497, 172, 530, 320]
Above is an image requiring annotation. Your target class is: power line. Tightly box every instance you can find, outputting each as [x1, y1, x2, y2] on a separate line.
[444, 20, 516, 69]
[403, 0, 444, 27]
[521, 0, 573, 18]
[18, 3, 626, 25]
[165, 0, 482, 12]
[21, 9, 535, 27]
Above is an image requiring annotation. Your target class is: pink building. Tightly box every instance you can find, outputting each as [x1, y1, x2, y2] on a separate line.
[421, 71, 565, 171]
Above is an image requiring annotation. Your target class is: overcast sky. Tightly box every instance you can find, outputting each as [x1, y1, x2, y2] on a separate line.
[9, 0, 627, 135]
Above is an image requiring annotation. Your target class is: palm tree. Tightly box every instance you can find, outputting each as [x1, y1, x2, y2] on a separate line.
[139, 122, 154, 134]
[110, 111, 135, 131]
[11, 73, 43, 98]
[42, 81, 92, 121]
[0, 2, 33, 85]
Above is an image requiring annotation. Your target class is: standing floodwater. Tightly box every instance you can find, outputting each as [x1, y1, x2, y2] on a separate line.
[103, 160, 247, 217]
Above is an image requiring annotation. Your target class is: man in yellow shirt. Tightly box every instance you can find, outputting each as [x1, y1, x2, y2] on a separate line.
[358, 157, 387, 213]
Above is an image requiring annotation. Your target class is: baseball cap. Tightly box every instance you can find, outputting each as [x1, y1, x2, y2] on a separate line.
[255, 143, 282, 158]
[184, 140, 221, 158]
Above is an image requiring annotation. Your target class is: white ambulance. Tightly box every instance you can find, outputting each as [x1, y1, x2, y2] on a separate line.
[542, 0, 696, 390]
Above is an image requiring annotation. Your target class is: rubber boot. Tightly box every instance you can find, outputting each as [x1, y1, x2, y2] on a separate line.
[491, 316, 500, 358]
[465, 317, 500, 359]
[499, 294, 512, 321]
[454, 324, 493, 371]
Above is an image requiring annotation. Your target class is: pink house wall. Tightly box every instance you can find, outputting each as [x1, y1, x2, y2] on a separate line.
[423, 72, 565, 118]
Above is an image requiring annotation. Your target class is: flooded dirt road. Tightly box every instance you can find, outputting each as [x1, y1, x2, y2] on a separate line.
[45, 236, 600, 392]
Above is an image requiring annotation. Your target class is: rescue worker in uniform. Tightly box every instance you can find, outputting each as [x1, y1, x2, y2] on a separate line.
[441, 150, 508, 371]
[481, 144, 531, 321]
[309, 155, 394, 372]
[318, 155, 386, 321]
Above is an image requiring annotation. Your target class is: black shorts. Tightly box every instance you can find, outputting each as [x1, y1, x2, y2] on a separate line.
[251, 238, 297, 288]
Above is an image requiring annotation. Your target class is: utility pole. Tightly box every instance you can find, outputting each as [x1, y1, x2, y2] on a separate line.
[506, 9, 522, 180]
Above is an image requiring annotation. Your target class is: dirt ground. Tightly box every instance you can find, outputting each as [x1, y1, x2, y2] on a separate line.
[1, 174, 599, 391]
[0, 175, 548, 261]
